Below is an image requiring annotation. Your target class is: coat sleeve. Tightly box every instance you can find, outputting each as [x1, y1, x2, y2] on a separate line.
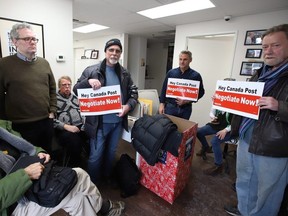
[0, 170, 32, 211]
[159, 73, 170, 104]
[73, 65, 99, 96]
[196, 73, 205, 101]
[277, 100, 288, 123]
[125, 73, 138, 111]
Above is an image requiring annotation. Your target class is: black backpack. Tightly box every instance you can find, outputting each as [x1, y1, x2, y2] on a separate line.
[114, 154, 141, 198]
[25, 160, 78, 207]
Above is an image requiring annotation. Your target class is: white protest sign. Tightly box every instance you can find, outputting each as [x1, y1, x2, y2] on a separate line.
[212, 80, 265, 120]
[165, 78, 200, 101]
[77, 85, 122, 116]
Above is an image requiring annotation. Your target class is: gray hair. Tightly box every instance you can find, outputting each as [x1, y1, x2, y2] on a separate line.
[180, 50, 192, 59]
[10, 22, 33, 40]
[58, 76, 72, 88]
[262, 24, 288, 40]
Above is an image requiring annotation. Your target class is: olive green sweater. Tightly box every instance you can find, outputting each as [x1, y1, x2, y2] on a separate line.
[0, 55, 57, 123]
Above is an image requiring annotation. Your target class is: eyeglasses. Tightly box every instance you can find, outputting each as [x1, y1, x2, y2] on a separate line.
[107, 48, 122, 54]
[61, 83, 71, 87]
[16, 37, 39, 43]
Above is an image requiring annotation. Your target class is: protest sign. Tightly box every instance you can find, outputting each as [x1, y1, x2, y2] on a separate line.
[77, 85, 122, 116]
[166, 78, 200, 101]
[212, 80, 264, 120]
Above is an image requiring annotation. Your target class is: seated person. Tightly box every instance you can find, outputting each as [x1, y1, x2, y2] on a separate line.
[0, 120, 124, 216]
[54, 76, 87, 167]
[196, 108, 233, 176]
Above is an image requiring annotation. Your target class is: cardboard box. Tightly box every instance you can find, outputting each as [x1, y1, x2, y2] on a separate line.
[138, 114, 198, 204]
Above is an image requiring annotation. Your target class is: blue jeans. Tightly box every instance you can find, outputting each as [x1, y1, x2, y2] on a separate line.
[165, 103, 192, 120]
[197, 124, 231, 165]
[236, 138, 288, 216]
[87, 122, 122, 184]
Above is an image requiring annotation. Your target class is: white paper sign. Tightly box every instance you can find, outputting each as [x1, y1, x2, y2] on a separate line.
[212, 80, 265, 120]
[77, 85, 122, 116]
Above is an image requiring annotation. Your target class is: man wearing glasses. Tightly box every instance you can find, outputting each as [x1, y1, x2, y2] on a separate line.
[73, 39, 138, 185]
[0, 22, 56, 153]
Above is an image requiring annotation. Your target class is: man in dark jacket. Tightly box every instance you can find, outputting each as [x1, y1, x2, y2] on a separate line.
[73, 38, 138, 184]
[158, 50, 205, 120]
[225, 24, 288, 216]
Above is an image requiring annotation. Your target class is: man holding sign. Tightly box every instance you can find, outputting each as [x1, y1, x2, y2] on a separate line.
[159, 50, 205, 120]
[73, 39, 138, 185]
[225, 24, 288, 216]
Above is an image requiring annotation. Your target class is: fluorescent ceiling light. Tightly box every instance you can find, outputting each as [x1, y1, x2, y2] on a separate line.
[137, 0, 215, 19]
[73, 24, 109, 33]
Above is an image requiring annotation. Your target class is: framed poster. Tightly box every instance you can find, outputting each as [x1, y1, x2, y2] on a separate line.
[0, 17, 45, 58]
[84, 49, 93, 59]
[90, 50, 99, 59]
[244, 29, 266, 45]
[245, 49, 262, 58]
[240, 61, 264, 76]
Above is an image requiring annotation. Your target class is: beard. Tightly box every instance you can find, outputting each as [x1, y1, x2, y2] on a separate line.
[108, 57, 118, 65]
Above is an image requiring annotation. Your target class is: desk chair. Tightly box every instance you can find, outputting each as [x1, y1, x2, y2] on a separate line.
[223, 137, 239, 174]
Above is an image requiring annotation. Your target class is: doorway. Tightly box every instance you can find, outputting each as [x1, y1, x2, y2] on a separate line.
[186, 32, 237, 126]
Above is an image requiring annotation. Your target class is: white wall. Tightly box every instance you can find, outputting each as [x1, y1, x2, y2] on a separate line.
[0, 0, 74, 86]
[73, 34, 127, 83]
[128, 36, 147, 90]
[174, 9, 288, 125]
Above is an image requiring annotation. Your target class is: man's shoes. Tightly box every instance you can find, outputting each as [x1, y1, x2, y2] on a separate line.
[203, 164, 223, 176]
[224, 205, 241, 216]
[103, 200, 125, 216]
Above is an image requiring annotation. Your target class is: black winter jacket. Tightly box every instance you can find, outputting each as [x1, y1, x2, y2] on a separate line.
[232, 67, 288, 157]
[73, 59, 138, 138]
[131, 114, 181, 166]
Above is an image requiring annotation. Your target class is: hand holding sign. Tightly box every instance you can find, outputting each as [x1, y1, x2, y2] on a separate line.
[258, 96, 279, 111]
[88, 78, 102, 90]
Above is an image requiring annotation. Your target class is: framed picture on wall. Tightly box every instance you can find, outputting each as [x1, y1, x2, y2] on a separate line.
[244, 29, 266, 45]
[84, 49, 93, 59]
[0, 17, 45, 58]
[245, 48, 262, 58]
[240, 61, 264, 76]
[90, 50, 99, 59]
